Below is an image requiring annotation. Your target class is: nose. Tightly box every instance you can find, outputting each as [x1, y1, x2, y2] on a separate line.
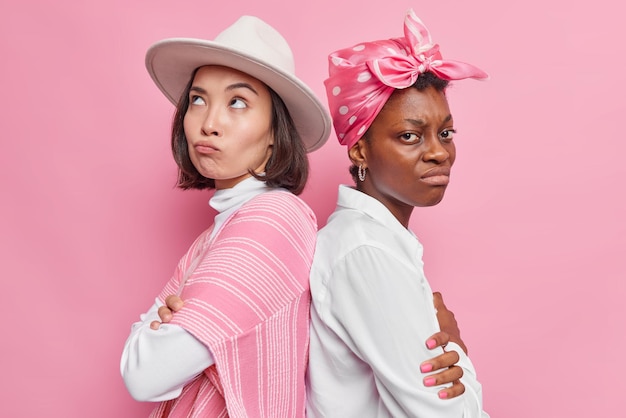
[422, 134, 451, 163]
[200, 107, 223, 137]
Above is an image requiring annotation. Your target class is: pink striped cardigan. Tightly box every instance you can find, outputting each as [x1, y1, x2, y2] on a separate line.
[150, 190, 317, 418]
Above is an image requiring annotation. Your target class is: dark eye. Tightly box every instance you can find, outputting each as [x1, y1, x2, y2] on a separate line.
[399, 133, 421, 143]
[190, 95, 206, 106]
[439, 129, 456, 142]
[229, 98, 247, 109]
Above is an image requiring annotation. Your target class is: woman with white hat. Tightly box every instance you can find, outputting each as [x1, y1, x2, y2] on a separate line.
[120, 15, 331, 417]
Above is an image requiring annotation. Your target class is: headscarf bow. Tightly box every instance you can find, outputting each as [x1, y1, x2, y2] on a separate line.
[325, 9, 489, 149]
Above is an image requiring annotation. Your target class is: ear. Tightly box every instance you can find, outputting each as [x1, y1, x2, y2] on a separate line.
[348, 138, 368, 168]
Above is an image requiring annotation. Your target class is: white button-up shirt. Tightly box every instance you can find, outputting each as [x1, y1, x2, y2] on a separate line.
[307, 185, 488, 417]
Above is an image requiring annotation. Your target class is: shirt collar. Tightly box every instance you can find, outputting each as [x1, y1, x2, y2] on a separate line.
[336, 184, 418, 241]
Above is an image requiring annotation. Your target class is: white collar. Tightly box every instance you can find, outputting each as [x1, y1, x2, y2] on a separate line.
[337, 184, 419, 240]
[208, 176, 270, 240]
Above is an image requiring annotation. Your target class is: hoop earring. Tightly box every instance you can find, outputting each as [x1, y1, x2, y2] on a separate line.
[358, 164, 366, 182]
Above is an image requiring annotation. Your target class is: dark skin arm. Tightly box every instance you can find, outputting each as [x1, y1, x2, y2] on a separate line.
[152, 291, 469, 400]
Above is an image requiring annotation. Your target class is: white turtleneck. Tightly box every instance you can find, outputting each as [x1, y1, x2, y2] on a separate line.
[208, 176, 270, 241]
[121, 177, 272, 402]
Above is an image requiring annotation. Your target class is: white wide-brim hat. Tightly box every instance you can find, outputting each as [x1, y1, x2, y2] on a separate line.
[145, 15, 331, 152]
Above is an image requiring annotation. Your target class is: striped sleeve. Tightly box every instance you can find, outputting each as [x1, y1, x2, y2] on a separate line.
[167, 190, 316, 417]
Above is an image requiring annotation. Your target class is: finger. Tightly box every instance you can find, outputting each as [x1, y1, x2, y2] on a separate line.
[158, 305, 173, 323]
[423, 365, 464, 388]
[434, 310, 468, 355]
[165, 295, 184, 311]
[432, 292, 447, 311]
[420, 350, 460, 373]
[150, 320, 161, 330]
[438, 380, 466, 400]
[425, 331, 451, 350]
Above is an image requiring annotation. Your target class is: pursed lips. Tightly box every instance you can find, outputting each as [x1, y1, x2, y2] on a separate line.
[194, 141, 219, 154]
[420, 166, 451, 185]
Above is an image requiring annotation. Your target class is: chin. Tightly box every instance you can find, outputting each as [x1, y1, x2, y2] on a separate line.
[417, 191, 446, 207]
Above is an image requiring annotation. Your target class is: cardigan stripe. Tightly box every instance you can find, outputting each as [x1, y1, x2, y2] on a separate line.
[150, 191, 316, 417]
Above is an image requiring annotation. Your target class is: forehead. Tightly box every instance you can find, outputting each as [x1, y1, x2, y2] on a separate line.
[376, 86, 451, 124]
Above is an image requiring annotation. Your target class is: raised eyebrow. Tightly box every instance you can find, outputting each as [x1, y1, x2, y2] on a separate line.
[226, 82, 259, 96]
[189, 84, 258, 96]
[189, 86, 207, 95]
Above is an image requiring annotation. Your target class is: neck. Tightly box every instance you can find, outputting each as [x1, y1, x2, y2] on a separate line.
[356, 183, 413, 229]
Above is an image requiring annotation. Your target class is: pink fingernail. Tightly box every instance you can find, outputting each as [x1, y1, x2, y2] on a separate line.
[424, 377, 436, 387]
[426, 339, 437, 349]
[420, 363, 433, 373]
[439, 391, 449, 399]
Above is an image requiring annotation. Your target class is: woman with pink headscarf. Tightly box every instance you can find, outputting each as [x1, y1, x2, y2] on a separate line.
[306, 9, 490, 417]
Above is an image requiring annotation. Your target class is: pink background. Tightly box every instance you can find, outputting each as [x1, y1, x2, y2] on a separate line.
[1, 0, 624, 416]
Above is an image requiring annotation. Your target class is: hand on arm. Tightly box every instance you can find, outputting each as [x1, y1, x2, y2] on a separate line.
[330, 247, 472, 416]
[150, 295, 184, 330]
[419, 292, 468, 400]
[121, 297, 214, 401]
[421, 331, 465, 400]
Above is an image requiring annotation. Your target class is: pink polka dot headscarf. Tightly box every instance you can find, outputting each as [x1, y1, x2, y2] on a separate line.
[324, 9, 489, 149]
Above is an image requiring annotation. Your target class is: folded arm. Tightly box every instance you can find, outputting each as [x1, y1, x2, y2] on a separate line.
[120, 298, 214, 402]
[329, 246, 487, 417]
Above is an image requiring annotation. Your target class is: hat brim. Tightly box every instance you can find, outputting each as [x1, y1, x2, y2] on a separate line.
[145, 38, 331, 152]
